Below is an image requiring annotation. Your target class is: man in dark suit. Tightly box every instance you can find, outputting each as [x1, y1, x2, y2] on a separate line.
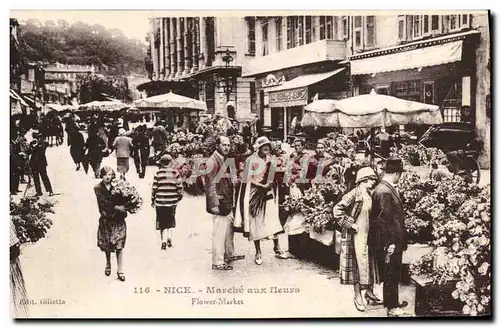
[28, 132, 54, 196]
[369, 158, 409, 317]
[132, 125, 150, 179]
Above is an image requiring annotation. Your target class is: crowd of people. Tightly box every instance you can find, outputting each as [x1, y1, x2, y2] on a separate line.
[11, 109, 414, 317]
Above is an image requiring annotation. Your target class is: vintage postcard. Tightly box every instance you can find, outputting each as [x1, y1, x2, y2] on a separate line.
[9, 10, 491, 318]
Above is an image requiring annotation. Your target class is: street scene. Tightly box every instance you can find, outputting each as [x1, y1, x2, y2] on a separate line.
[10, 11, 491, 319]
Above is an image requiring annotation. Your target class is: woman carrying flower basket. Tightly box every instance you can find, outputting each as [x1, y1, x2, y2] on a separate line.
[94, 166, 130, 282]
[333, 167, 381, 312]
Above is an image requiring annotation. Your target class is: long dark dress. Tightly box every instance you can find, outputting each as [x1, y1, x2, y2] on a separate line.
[94, 181, 127, 252]
[86, 135, 106, 167]
[69, 131, 85, 164]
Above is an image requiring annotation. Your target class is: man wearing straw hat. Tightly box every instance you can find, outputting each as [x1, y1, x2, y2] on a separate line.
[112, 128, 133, 180]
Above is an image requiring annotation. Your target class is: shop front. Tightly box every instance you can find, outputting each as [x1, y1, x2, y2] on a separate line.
[349, 30, 480, 127]
[258, 66, 349, 141]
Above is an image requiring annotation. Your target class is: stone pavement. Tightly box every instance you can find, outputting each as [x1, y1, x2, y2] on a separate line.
[16, 143, 416, 318]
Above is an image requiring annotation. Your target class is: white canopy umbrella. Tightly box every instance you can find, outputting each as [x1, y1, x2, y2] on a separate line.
[134, 91, 207, 111]
[301, 90, 443, 128]
[79, 100, 128, 111]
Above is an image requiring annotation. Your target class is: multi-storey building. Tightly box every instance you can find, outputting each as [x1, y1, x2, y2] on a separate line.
[143, 16, 254, 120]
[244, 12, 490, 168]
[345, 12, 490, 168]
[43, 63, 95, 103]
[145, 12, 490, 167]
[242, 16, 349, 139]
[20, 62, 95, 107]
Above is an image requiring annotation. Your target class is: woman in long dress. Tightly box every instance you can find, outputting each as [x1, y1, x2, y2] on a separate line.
[69, 128, 85, 171]
[333, 167, 382, 312]
[236, 136, 288, 265]
[85, 127, 107, 179]
[94, 166, 127, 281]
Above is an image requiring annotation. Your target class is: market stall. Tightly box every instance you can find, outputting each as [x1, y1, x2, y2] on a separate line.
[134, 91, 207, 131]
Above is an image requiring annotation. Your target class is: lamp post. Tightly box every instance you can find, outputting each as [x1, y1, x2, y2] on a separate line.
[217, 48, 235, 102]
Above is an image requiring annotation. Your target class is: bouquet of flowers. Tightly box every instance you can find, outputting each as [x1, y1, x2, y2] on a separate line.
[10, 196, 55, 244]
[111, 179, 143, 214]
[165, 142, 183, 156]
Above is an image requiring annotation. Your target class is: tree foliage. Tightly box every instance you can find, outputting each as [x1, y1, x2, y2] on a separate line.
[76, 74, 133, 104]
[16, 19, 146, 76]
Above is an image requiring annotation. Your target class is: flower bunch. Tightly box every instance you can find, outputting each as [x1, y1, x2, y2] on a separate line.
[111, 179, 143, 214]
[322, 134, 357, 162]
[409, 182, 491, 316]
[10, 196, 55, 244]
[165, 142, 183, 156]
[390, 144, 447, 167]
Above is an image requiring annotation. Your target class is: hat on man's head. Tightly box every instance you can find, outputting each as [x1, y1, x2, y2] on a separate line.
[253, 136, 271, 150]
[118, 128, 126, 136]
[355, 167, 378, 184]
[383, 158, 405, 173]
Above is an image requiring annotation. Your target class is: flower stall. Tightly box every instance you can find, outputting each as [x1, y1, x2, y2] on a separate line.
[402, 175, 491, 316]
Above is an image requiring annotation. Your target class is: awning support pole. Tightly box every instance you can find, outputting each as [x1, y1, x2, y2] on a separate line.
[283, 106, 288, 143]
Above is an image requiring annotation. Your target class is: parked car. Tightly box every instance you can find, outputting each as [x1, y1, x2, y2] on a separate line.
[418, 122, 482, 184]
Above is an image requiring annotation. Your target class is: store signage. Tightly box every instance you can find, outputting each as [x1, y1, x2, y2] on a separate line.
[262, 74, 286, 88]
[269, 87, 307, 107]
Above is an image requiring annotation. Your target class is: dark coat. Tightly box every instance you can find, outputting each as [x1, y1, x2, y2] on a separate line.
[94, 181, 127, 252]
[132, 133, 150, 162]
[94, 181, 127, 221]
[28, 141, 49, 170]
[205, 150, 234, 216]
[369, 180, 408, 251]
[85, 135, 106, 164]
[69, 131, 85, 163]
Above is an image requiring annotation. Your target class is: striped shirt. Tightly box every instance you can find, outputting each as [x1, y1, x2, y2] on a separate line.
[152, 167, 183, 207]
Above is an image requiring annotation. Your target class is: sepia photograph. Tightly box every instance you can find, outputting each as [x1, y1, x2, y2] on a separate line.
[9, 9, 491, 319]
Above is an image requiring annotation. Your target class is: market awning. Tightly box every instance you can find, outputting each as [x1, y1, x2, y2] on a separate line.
[10, 89, 29, 106]
[350, 40, 463, 75]
[268, 68, 345, 107]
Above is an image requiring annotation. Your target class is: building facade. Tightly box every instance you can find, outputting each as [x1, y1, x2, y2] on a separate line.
[242, 16, 349, 140]
[43, 63, 95, 104]
[344, 12, 490, 168]
[144, 16, 254, 120]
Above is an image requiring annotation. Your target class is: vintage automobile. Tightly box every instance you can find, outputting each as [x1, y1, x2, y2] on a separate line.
[418, 122, 482, 184]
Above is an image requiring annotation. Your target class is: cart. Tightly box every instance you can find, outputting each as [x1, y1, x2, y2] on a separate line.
[418, 122, 482, 184]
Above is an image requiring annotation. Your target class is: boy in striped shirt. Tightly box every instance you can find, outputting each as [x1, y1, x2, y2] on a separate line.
[152, 154, 184, 250]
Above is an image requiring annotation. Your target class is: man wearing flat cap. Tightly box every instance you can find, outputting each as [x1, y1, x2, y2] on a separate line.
[369, 158, 409, 317]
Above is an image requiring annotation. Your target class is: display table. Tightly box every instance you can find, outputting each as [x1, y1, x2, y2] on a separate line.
[411, 275, 463, 317]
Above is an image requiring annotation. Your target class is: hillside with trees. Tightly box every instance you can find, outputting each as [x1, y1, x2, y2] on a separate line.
[16, 19, 147, 76]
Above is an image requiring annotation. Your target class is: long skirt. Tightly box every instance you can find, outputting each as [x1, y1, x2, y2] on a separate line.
[116, 157, 130, 174]
[339, 231, 380, 286]
[10, 258, 29, 318]
[248, 185, 283, 242]
[97, 217, 127, 252]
